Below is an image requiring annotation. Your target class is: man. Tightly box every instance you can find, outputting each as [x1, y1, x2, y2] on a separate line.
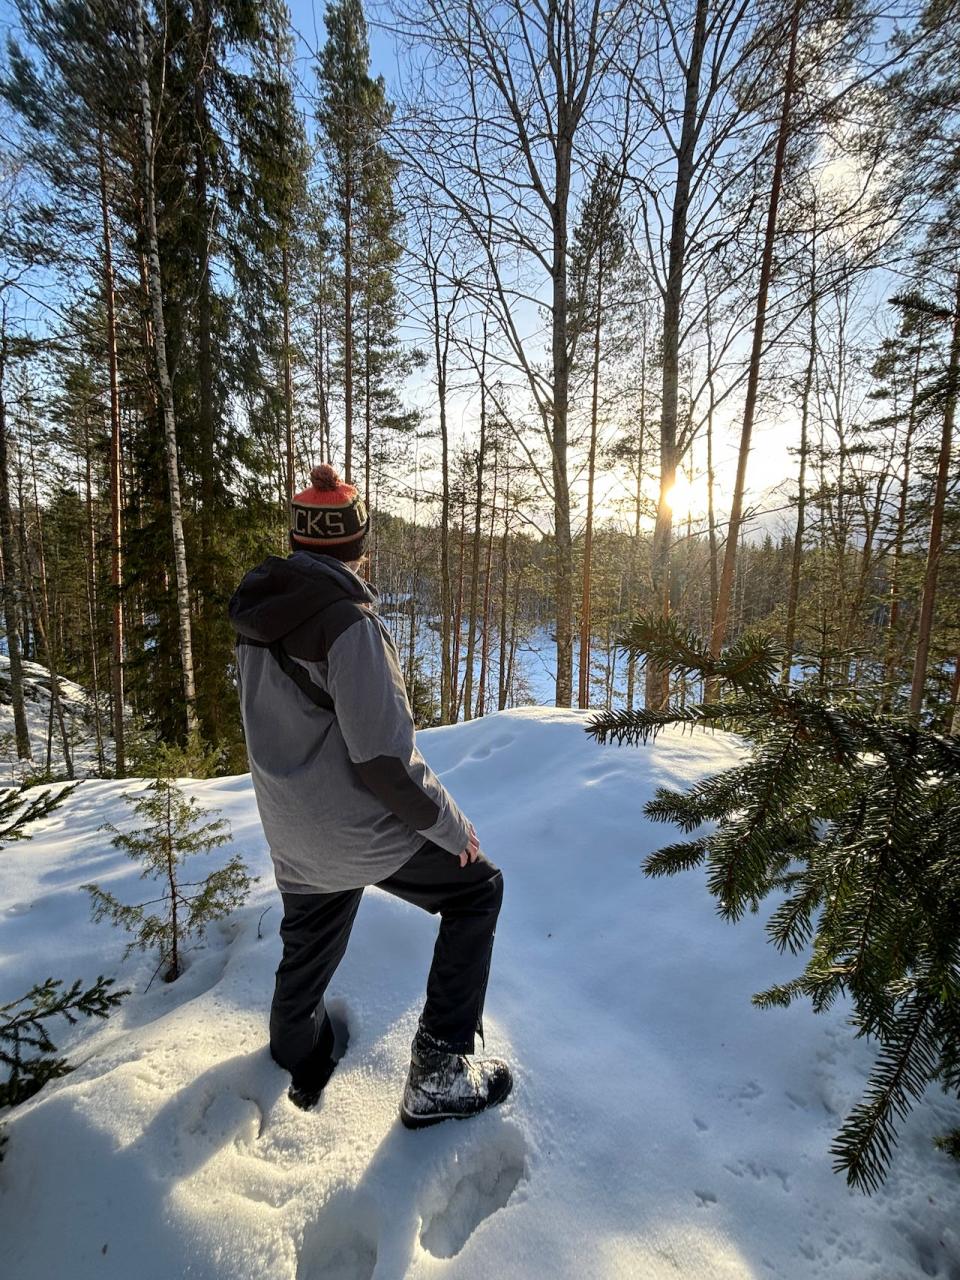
[228, 464, 512, 1127]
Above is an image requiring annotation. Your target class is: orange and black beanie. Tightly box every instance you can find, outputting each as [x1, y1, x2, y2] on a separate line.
[289, 464, 370, 559]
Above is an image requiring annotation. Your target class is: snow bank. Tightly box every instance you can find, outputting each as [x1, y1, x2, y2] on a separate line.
[0, 654, 111, 781]
[0, 708, 957, 1279]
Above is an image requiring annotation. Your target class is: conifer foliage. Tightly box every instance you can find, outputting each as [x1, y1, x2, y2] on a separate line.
[0, 785, 127, 1158]
[0, 976, 125, 1112]
[0, 783, 77, 846]
[588, 614, 960, 1193]
[84, 751, 254, 984]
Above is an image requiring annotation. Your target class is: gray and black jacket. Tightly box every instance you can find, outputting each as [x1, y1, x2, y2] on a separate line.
[229, 550, 470, 893]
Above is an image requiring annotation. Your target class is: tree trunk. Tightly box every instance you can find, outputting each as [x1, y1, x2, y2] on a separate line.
[0, 329, 31, 761]
[81, 407, 106, 775]
[498, 453, 511, 711]
[282, 238, 294, 503]
[579, 240, 604, 709]
[506, 565, 522, 706]
[626, 340, 647, 712]
[463, 329, 488, 721]
[364, 290, 372, 513]
[344, 168, 354, 482]
[909, 273, 960, 722]
[782, 244, 817, 685]
[407, 467, 420, 691]
[98, 132, 125, 775]
[551, 125, 574, 708]
[452, 486, 467, 719]
[136, 0, 199, 739]
[476, 437, 498, 719]
[193, 1, 217, 743]
[646, 0, 709, 712]
[710, 0, 801, 685]
[881, 323, 922, 710]
[430, 265, 454, 724]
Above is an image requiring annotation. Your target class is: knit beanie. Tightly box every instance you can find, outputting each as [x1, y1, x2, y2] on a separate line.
[289, 464, 370, 557]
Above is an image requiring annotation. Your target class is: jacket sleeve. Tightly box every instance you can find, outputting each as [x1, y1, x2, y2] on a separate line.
[324, 613, 471, 856]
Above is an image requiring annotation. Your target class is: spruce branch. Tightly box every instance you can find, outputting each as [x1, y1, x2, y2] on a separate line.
[0, 976, 127, 1110]
[0, 783, 79, 847]
[589, 619, 960, 1190]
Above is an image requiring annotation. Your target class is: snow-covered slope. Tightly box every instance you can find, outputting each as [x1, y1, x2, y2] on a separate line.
[0, 654, 111, 781]
[0, 709, 957, 1280]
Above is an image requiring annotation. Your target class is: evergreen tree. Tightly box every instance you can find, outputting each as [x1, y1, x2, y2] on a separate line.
[567, 157, 627, 708]
[315, 0, 408, 494]
[1, 0, 135, 766]
[223, 0, 313, 523]
[588, 613, 960, 1192]
[84, 743, 254, 984]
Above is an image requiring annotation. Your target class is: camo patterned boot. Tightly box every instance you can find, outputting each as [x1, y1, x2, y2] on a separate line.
[400, 1026, 513, 1129]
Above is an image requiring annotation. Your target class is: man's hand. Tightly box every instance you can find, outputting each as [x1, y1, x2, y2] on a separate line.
[458, 824, 480, 868]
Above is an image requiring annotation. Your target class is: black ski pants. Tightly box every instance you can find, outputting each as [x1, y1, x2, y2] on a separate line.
[269, 839, 503, 1078]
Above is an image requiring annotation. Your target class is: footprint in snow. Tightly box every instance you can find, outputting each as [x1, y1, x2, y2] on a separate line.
[464, 734, 516, 763]
[184, 1090, 265, 1147]
[419, 1123, 528, 1259]
[297, 1190, 379, 1280]
[723, 1158, 790, 1193]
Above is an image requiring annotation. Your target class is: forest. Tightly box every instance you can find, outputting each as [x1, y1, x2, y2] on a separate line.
[0, 0, 956, 775]
[1, 1, 960, 1262]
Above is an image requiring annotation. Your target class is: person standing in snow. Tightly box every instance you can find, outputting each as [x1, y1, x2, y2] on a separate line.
[228, 464, 512, 1126]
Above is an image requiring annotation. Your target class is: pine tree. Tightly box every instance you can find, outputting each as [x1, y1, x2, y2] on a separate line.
[84, 746, 254, 984]
[568, 156, 627, 709]
[588, 613, 960, 1192]
[315, 0, 410, 501]
[223, 0, 312, 521]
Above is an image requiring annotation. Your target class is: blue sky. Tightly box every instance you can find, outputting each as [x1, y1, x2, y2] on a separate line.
[0, 0, 901, 537]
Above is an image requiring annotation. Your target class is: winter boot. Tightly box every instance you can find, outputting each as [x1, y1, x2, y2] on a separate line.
[400, 1026, 513, 1129]
[285, 1008, 348, 1111]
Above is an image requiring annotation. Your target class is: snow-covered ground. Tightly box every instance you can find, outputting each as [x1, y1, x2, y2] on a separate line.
[1, 708, 958, 1279]
[0, 654, 112, 782]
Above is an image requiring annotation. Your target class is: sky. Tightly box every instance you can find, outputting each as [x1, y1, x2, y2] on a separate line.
[0, 0, 903, 541]
[281, 0, 834, 538]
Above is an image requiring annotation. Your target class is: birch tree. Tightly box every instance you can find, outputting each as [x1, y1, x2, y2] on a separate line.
[135, 0, 198, 738]
[392, 0, 635, 706]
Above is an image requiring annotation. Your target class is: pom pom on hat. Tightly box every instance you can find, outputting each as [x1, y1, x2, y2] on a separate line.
[310, 463, 342, 492]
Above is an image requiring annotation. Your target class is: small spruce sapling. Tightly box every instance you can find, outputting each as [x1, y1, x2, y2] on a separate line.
[84, 746, 254, 984]
[588, 613, 960, 1194]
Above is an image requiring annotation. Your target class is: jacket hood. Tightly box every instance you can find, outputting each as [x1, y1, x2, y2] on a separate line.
[229, 550, 377, 644]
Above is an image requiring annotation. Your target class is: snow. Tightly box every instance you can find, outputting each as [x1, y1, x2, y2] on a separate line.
[0, 654, 113, 782]
[1, 707, 958, 1279]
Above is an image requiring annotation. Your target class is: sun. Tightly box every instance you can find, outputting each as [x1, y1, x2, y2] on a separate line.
[664, 471, 709, 520]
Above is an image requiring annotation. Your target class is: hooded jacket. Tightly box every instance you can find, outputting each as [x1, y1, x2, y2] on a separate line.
[229, 550, 470, 893]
